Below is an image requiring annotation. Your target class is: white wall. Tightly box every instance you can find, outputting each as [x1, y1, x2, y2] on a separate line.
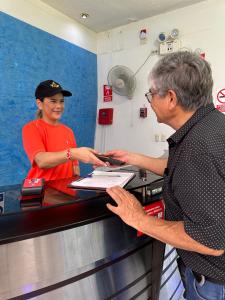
[1, 0, 225, 157]
[0, 0, 97, 53]
[95, 0, 225, 157]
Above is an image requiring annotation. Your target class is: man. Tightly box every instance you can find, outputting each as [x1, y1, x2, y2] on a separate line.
[106, 51, 225, 300]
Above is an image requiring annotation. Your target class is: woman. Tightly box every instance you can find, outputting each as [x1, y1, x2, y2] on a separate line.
[22, 80, 104, 181]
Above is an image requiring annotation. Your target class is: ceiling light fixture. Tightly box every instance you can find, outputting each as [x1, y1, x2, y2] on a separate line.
[81, 13, 89, 19]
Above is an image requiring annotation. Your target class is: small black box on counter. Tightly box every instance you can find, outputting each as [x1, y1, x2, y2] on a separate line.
[20, 178, 45, 207]
[21, 178, 45, 196]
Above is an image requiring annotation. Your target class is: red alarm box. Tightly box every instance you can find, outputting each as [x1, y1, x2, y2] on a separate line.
[140, 107, 147, 118]
[98, 108, 113, 125]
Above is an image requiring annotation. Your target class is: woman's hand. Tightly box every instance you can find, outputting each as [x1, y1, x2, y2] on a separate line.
[71, 147, 106, 166]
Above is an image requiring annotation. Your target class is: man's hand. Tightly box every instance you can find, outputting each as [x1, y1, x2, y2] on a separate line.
[107, 188, 225, 257]
[106, 186, 146, 229]
[104, 150, 131, 165]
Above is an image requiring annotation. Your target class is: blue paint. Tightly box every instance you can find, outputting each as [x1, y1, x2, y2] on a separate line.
[0, 12, 97, 186]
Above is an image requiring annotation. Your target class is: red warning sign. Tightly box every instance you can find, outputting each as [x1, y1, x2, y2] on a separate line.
[217, 89, 225, 104]
[137, 199, 165, 237]
[103, 85, 112, 102]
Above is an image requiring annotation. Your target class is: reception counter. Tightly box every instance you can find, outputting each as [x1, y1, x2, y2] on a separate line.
[0, 167, 166, 300]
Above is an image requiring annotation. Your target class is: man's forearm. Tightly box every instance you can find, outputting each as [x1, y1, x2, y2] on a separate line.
[131, 154, 167, 176]
[137, 215, 224, 256]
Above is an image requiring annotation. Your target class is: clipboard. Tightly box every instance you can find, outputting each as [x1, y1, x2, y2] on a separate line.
[68, 171, 135, 191]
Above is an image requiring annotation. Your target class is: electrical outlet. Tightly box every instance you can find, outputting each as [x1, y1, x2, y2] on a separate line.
[159, 39, 181, 55]
[154, 134, 160, 142]
[161, 134, 166, 142]
[151, 49, 159, 55]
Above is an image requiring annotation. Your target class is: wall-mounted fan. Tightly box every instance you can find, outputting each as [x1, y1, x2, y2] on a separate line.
[107, 65, 136, 99]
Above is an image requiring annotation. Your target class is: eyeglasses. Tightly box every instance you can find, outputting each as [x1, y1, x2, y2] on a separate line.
[145, 89, 158, 103]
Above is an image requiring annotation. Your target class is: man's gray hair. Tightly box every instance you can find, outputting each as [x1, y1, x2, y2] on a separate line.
[149, 51, 213, 111]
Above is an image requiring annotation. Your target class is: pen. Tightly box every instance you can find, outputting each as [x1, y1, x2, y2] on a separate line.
[87, 174, 121, 177]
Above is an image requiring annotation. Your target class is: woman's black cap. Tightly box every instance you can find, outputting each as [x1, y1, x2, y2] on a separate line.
[35, 80, 72, 99]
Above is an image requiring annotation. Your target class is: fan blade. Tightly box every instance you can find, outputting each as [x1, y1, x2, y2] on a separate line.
[107, 65, 136, 99]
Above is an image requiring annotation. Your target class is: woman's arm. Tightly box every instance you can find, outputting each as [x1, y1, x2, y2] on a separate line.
[34, 147, 106, 169]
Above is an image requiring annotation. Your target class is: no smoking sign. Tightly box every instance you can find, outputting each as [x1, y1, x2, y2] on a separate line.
[216, 89, 225, 112]
[217, 89, 225, 104]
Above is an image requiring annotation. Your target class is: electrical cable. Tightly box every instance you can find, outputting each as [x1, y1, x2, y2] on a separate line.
[133, 51, 154, 77]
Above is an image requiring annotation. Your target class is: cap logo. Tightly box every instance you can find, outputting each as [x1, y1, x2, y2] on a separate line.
[50, 81, 60, 88]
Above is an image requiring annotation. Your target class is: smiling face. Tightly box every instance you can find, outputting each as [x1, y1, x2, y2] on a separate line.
[36, 93, 65, 125]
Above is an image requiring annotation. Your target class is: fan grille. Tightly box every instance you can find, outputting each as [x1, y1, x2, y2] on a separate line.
[107, 65, 136, 99]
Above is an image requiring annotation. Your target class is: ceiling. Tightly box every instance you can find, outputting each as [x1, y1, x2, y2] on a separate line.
[41, 0, 205, 33]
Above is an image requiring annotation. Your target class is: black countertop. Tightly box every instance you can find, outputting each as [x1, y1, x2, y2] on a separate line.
[0, 167, 163, 245]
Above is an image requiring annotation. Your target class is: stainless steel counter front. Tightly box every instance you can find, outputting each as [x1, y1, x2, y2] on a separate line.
[0, 168, 165, 300]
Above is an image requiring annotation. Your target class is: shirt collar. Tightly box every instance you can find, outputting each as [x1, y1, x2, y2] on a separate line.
[168, 103, 215, 145]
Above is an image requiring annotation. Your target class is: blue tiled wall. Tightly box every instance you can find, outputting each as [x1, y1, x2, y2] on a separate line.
[0, 12, 97, 186]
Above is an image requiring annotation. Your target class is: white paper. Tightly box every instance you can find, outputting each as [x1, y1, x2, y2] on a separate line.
[70, 170, 135, 189]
